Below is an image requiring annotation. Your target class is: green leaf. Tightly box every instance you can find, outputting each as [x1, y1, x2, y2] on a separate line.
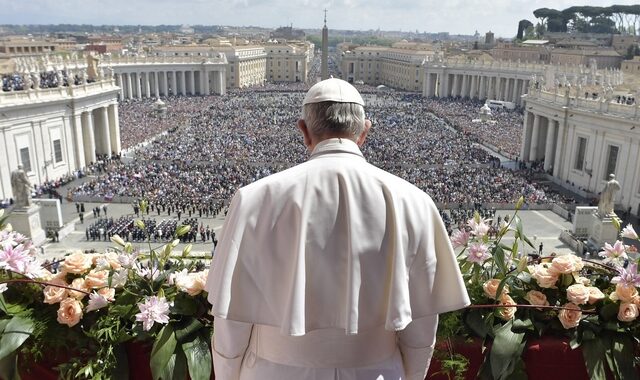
[511, 318, 534, 333]
[157, 346, 187, 380]
[182, 334, 212, 380]
[582, 338, 607, 380]
[465, 310, 489, 338]
[599, 303, 619, 321]
[612, 217, 621, 232]
[612, 334, 638, 380]
[0, 315, 34, 361]
[490, 320, 525, 380]
[0, 351, 19, 380]
[0, 319, 9, 334]
[494, 246, 507, 275]
[150, 325, 177, 380]
[174, 318, 204, 343]
[172, 294, 198, 316]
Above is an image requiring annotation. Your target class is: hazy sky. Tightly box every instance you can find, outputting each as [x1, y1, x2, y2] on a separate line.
[0, 0, 637, 37]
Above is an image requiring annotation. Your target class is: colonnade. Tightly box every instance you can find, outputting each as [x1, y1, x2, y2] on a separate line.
[69, 103, 120, 167]
[114, 68, 225, 100]
[520, 111, 565, 177]
[424, 71, 530, 106]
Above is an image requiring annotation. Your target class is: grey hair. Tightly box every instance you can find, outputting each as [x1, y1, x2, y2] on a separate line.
[301, 102, 365, 138]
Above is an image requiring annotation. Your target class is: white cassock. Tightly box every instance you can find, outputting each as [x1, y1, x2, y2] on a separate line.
[205, 138, 470, 380]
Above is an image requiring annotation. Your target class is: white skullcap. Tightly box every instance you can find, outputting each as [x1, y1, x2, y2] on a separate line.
[303, 78, 365, 106]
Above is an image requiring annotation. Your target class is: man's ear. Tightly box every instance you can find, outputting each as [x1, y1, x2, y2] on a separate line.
[297, 119, 312, 148]
[356, 119, 372, 147]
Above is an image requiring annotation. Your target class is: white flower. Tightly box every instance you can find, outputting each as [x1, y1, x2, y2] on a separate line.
[0, 283, 7, 294]
[86, 292, 109, 312]
[111, 269, 128, 288]
[621, 224, 639, 240]
[135, 296, 170, 331]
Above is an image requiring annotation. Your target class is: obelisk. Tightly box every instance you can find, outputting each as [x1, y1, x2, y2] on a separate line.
[321, 9, 329, 80]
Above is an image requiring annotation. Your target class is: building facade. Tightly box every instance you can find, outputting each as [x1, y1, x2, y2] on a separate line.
[0, 77, 120, 201]
[522, 87, 640, 214]
[265, 42, 312, 83]
[339, 43, 433, 92]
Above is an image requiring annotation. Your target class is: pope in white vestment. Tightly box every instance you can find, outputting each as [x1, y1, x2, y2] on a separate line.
[205, 78, 470, 380]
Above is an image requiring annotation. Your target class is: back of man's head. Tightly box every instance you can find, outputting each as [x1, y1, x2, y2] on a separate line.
[302, 78, 366, 139]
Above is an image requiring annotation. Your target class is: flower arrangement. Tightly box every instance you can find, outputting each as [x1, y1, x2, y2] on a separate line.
[0, 201, 213, 380]
[438, 198, 640, 380]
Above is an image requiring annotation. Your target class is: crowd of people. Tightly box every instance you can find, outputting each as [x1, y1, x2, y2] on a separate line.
[70, 89, 575, 212]
[425, 97, 524, 159]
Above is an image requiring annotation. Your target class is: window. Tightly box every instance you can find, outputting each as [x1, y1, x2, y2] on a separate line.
[604, 145, 619, 179]
[574, 137, 587, 171]
[53, 139, 63, 163]
[20, 147, 31, 172]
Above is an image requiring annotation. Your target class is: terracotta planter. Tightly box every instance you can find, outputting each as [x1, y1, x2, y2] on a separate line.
[426, 336, 639, 380]
[18, 341, 215, 380]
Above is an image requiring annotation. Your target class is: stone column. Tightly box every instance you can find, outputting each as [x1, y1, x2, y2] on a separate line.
[181, 71, 187, 95]
[425, 73, 432, 97]
[529, 113, 541, 161]
[218, 71, 226, 95]
[162, 72, 168, 96]
[126, 73, 133, 100]
[452, 74, 460, 97]
[82, 111, 96, 164]
[99, 107, 112, 156]
[117, 73, 124, 99]
[520, 111, 532, 161]
[154, 71, 160, 98]
[135, 72, 142, 99]
[202, 70, 210, 95]
[543, 119, 556, 172]
[479, 76, 486, 100]
[469, 75, 477, 99]
[553, 121, 566, 177]
[189, 71, 195, 95]
[144, 72, 151, 98]
[108, 103, 121, 154]
[71, 113, 85, 169]
[461, 75, 469, 98]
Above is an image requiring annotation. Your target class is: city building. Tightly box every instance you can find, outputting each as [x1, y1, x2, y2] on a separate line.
[522, 86, 640, 214]
[338, 42, 434, 91]
[265, 42, 313, 83]
[0, 63, 120, 202]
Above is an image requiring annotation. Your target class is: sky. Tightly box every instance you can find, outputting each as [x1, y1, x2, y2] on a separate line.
[0, 0, 638, 37]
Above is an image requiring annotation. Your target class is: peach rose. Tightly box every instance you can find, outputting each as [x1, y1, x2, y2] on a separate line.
[97, 287, 116, 302]
[530, 264, 559, 288]
[57, 297, 83, 327]
[549, 255, 584, 275]
[43, 278, 68, 304]
[68, 278, 89, 300]
[614, 283, 639, 303]
[558, 303, 582, 329]
[497, 294, 517, 321]
[84, 270, 109, 289]
[525, 290, 549, 308]
[192, 270, 208, 294]
[61, 251, 93, 275]
[566, 284, 590, 305]
[483, 279, 508, 299]
[587, 287, 605, 305]
[103, 252, 122, 270]
[618, 302, 639, 323]
[175, 271, 207, 296]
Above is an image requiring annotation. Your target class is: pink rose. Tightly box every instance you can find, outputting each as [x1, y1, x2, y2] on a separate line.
[57, 297, 83, 327]
[566, 284, 590, 305]
[549, 255, 584, 275]
[587, 287, 605, 304]
[84, 270, 109, 289]
[61, 251, 93, 275]
[43, 278, 68, 304]
[97, 287, 116, 302]
[525, 290, 549, 309]
[530, 264, 559, 288]
[483, 279, 508, 300]
[68, 278, 89, 300]
[617, 302, 639, 322]
[614, 283, 639, 303]
[497, 294, 517, 321]
[558, 303, 582, 329]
